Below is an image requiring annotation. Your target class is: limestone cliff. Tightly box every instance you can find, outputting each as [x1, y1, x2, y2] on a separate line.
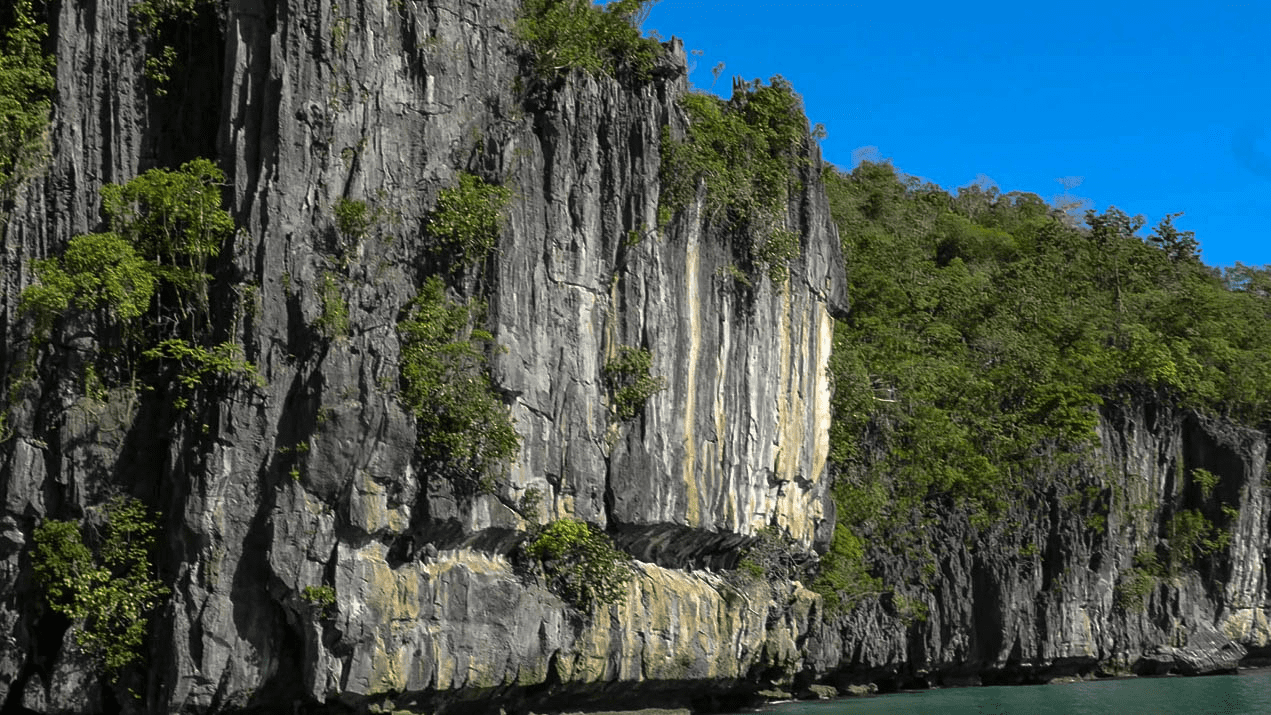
[0, 0, 842, 712]
[808, 400, 1271, 691]
[3, 1, 1271, 714]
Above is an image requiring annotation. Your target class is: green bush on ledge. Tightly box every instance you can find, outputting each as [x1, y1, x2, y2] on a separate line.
[527, 518, 631, 609]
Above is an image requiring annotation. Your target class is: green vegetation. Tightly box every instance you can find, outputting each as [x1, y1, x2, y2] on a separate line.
[1115, 551, 1163, 612]
[397, 276, 519, 481]
[19, 159, 253, 407]
[715, 263, 752, 287]
[0, 0, 55, 197]
[815, 158, 1271, 609]
[527, 518, 631, 609]
[397, 170, 518, 489]
[130, 0, 204, 34]
[333, 197, 372, 243]
[1190, 467, 1219, 499]
[99, 157, 235, 328]
[425, 173, 512, 267]
[19, 232, 157, 338]
[891, 592, 929, 626]
[518, 486, 544, 519]
[330, 3, 352, 55]
[1115, 569, 1156, 613]
[32, 497, 169, 676]
[142, 46, 179, 92]
[141, 338, 260, 390]
[516, 0, 662, 80]
[1166, 509, 1228, 569]
[316, 272, 350, 339]
[754, 227, 800, 284]
[824, 159, 1271, 503]
[130, 0, 210, 95]
[301, 585, 337, 615]
[811, 505, 882, 612]
[83, 363, 107, 402]
[660, 77, 812, 284]
[603, 345, 667, 420]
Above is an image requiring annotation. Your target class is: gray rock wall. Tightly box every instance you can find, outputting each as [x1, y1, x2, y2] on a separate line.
[1, 0, 842, 712]
[808, 400, 1271, 689]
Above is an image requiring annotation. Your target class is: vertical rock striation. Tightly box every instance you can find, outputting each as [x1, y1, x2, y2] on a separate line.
[808, 400, 1271, 689]
[1, 0, 842, 711]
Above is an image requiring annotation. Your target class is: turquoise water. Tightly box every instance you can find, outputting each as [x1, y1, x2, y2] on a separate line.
[744, 670, 1271, 715]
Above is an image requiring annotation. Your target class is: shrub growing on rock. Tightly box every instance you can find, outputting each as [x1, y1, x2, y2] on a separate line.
[398, 276, 519, 481]
[516, 0, 662, 80]
[603, 345, 667, 420]
[659, 77, 812, 284]
[32, 497, 169, 677]
[0, 0, 55, 196]
[527, 518, 631, 609]
[425, 172, 512, 268]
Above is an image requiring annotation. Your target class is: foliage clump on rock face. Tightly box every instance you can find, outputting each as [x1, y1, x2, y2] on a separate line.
[32, 496, 169, 677]
[100, 157, 234, 313]
[130, 0, 214, 94]
[527, 518, 631, 609]
[333, 197, 372, 243]
[516, 0, 663, 80]
[397, 170, 520, 485]
[425, 172, 512, 267]
[20, 233, 157, 338]
[660, 77, 813, 284]
[1114, 551, 1162, 612]
[18, 158, 256, 405]
[1166, 509, 1228, 570]
[397, 276, 519, 482]
[0, 0, 55, 197]
[315, 271, 350, 340]
[603, 345, 667, 420]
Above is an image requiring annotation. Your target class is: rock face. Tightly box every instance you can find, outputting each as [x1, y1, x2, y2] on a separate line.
[2, 1, 1270, 714]
[1, 0, 840, 712]
[808, 400, 1271, 689]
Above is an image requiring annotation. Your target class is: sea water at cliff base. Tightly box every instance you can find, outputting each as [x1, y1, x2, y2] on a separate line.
[735, 669, 1271, 715]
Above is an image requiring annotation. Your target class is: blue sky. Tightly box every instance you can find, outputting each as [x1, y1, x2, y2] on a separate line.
[640, 1, 1271, 268]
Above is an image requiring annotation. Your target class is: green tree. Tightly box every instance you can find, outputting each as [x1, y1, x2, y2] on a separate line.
[1148, 211, 1199, 264]
[18, 233, 157, 339]
[604, 345, 667, 420]
[398, 277, 519, 481]
[100, 157, 234, 324]
[315, 272, 350, 339]
[818, 155, 1271, 620]
[32, 497, 169, 676]
[516, 0, 662, 80]
[333, 197, 372, 243]
[141, 338, 259, 390]
[660, 77, 812, 283]
[129, 0, 212, 95]
[18, 158, 252, 398]
[425, 173, 512, 267]
[0, 0, 55, 196]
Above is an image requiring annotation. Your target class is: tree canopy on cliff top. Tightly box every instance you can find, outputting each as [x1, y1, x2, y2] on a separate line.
[828, 161, 1271, 504]
[816, 159, 1271, 606]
